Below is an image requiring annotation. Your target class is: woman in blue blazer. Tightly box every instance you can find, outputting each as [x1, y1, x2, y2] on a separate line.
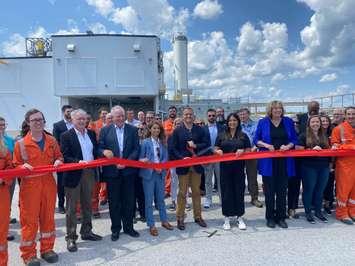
[254, 101, 298, 229]
[139, 121, 173, 236]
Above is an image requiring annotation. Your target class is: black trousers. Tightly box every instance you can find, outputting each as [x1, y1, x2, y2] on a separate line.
[262, 175, 288, 221]
[107, 174, 135, 234]
[134, 175, 145, 218]
[57, 172, 65, 208]
[323, 171, 335, 206]
[288, 177, 301, 210]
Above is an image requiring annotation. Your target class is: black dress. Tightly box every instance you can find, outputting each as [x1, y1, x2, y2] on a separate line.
[262, 121, 289, 221]
[216, 132, 251, 217]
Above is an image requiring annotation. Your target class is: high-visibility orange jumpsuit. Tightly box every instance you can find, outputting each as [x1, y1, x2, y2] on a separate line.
[13, 132, 63, 262]
[89, 119, 106, 212]
[0, 150, 13, 266]
[331, 121, 355, 220]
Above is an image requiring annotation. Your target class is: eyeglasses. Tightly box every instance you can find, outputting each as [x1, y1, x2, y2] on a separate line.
[208, 114, 216, 117]
[29, 118, 45, 123]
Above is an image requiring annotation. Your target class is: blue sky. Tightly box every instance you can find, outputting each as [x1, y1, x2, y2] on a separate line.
[1, 0, 354, 102]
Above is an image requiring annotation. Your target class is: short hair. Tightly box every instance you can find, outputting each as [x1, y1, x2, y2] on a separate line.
[237, 107, 250, 114]
[207, 108, 216, 113]
[146, 111, 155, 116]
[61, 105, 72, 113]
[345, 106, 355, 114]
[266, 101, 285, 117]
[71, 109, 87, 119]
[182, 106, 194, 113]
[111, 105, 125, 114]
[307, 101, 320, 111]
[98, 107, 109, 114]
[126, 108, 134, 113]
[25, 108, 45, 123]
[0, 117, 5, 122]
[168, 106, 177, 111]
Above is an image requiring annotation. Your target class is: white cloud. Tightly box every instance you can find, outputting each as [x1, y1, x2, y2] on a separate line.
[111, 6, 139, 32]
[319, 73, 337, 82]
[1, 33, 26, 57]
[88, 22, 108, 34]
[193, 0, 223, 20]
[86, 0, 114, 16]
[271, 73, 285, 83]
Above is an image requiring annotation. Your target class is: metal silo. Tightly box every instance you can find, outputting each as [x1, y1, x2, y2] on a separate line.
[173, 33, 189, 102]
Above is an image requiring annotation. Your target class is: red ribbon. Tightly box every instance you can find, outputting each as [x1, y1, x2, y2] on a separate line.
[1, 149, 354, 181]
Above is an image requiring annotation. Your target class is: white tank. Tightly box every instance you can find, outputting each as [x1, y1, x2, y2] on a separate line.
[173, 33, 188, 99]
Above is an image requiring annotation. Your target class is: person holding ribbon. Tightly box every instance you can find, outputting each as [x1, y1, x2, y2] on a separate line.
[297, 115, 330, 224]
[214, 112, 251, 230]
[139, 121, 173, 236]
[0, 128, 13, 266]
[254, 101, 298, 229]
[171, 106, 210, 230]
[13, 109, 63, 265]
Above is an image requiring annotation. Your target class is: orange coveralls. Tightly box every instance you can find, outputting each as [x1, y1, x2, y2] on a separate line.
[13, 133, 62, 262]
[331, 121, 355, 220]
[0, 150, 13, 266]
[89, 119, 106, 212]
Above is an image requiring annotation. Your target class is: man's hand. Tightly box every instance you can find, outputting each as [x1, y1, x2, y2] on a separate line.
[215, 149, 223, 155]
[313, 145, 322, 151]
[139, 158, 149, 163]
[116, 164, 125, 169]
[235, 149, 244, 156]
[22, 163, 33, 171]
[78, 160, 88, 164]
[53, 160, 63, 167]
[187, 141, 196, 149]
[183, 157, 191, 160]
[103, 149, 114, 159]
[279, 145, 290, 151]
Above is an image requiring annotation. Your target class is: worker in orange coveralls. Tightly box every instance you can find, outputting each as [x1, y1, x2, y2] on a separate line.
[89, 107, 109, 217]
[0, 145, 13, 266]
[13, 109, 63, 266]
[331, 106, 355, 225]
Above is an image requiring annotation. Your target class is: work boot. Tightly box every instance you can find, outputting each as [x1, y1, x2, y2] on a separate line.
[251, 199, 263, 208]
[25, 257, 41, 266]
[41, 251, 59, 264]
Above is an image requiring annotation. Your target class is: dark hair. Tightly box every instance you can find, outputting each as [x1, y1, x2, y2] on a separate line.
[345, 106, 355, 114]
[98, 107, 109, 114]
[306, 115, 329, 148]
[221, 112, 245, 140]
[146, 121, 166, 143]
[20, 120, 30, 137]
[237, 107, 250, 114]
[168, 106, 177, 111]
[61, 105, 72, 113]
[24, 108, 45, 123]
[207, 108, 216, 113]
[320, 114, 332, 137]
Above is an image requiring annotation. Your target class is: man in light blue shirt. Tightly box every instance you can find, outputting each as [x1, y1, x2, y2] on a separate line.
[238, 108, 263, 208]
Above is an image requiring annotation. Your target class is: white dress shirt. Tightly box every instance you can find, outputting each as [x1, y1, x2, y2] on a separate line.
[64, 118, 74, 130]
[115, 124, 125, 156]
[74, 128, 94, 161]
[151, 137, 160, 163]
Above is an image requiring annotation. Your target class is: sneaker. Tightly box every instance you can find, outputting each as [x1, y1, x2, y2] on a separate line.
[203, 198, 211, 209]
[41, 250, 59, 263]
[315, 213, 328, 223]
[288, 209, 299, 219]
[306, 213, 316, 224]
[9, 218, 17, 224]
[251, 199, 263, 208]
[223, 217, 231, 230]
[236, 216, 247, 230]
[169, 201, 176, 211]
[185, 204, 191, 211]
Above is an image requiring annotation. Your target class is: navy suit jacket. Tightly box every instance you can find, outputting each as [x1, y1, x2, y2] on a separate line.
[60, 128, 98, 188]
[202, 123, 225, 155]
[53, 120, 69, 145]
[139, 138, 168, 180]
[170, 123, 209, 175]
[98, 123, 140, 181]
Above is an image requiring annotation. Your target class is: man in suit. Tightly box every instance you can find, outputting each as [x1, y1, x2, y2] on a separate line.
[203, 108, 224, 208]
[171, 106, 210, 230]
[60, 109, 102, 252]
[53, 104, 73, 214]
[98, 105, 140, 241]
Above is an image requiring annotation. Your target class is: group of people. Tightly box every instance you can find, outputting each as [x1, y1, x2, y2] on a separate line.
[0, 101, 355, 266]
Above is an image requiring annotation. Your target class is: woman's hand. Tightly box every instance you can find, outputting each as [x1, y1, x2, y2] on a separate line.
[139, 158, 149, 163]
[313, 145, 322, 151]
[266, 144, 275, 151]
[235, 149, 244, 156]
[53, 159, 63, 167]
[215, 149, 223, 155]
[21, 163, 33, 171]
[280, 145, 290, 151]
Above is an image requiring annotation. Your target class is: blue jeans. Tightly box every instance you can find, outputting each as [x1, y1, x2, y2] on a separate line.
[301, 165, 329, 214]
[142, 171, 168, 227]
